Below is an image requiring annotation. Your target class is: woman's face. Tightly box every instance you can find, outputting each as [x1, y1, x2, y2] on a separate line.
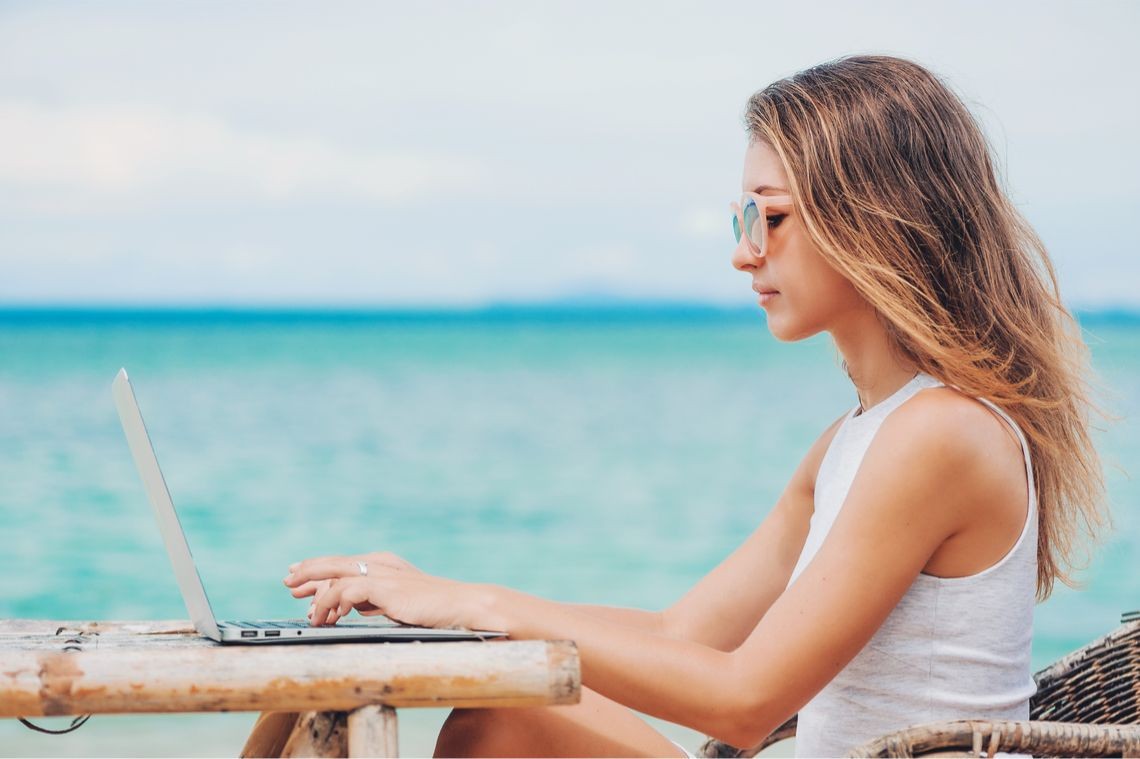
[733, 140, 867, 342]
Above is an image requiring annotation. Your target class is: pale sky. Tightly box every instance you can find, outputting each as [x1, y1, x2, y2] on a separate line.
[1, 1, 1137, 308]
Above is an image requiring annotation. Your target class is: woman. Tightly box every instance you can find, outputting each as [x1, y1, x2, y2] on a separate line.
[280, 55, 1107, 757]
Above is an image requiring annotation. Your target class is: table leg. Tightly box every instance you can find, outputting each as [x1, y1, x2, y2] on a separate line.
[348, 705, 398, 758]
[280, 711, 348, 758]
[241, 712, 300, 758]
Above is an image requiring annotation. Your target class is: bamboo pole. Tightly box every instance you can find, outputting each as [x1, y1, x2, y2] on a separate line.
[0, 624, 580, 717]
[847, 719, 1140, 758]
[348, 705, 398, 758]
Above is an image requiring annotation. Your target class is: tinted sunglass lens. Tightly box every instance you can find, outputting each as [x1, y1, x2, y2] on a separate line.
[742, 201, 761, 250]
[732, 214, 742, 244]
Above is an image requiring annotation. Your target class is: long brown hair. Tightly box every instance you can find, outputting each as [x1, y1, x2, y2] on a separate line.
[745, 54, 1106, 600]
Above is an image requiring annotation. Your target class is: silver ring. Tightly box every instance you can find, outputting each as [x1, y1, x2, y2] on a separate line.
[356, 561, 368, 577]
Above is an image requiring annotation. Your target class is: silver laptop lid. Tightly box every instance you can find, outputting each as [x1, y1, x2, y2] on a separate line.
[112, 368, 222, 641]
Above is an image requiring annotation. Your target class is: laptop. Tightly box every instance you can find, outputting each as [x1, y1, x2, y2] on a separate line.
[112, 367, 506, 644]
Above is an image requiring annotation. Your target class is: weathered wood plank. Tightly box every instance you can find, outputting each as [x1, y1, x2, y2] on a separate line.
[0, 632, 580, 717]
[0, 620, 194, 637]
[348, 704, 398, 758]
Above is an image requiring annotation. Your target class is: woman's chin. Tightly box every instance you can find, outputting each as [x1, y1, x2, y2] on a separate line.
[764, 312, 817, 343]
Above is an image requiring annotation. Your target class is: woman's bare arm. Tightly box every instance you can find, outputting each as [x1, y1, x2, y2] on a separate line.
[567, 604, 667, 633]
[659, 413, 844, 650]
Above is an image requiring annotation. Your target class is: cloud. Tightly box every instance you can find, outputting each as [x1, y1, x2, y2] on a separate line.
[680, 207, 729, 242]
[1, 2, 1138, 305]
[0, 102, 490, 213]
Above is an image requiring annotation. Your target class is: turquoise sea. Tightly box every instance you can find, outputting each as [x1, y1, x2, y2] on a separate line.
[1, 307, 1137, 756]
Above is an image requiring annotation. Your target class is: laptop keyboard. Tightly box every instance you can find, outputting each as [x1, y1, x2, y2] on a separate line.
[225, 620, 315, 629]
[224, 619, 403, 629]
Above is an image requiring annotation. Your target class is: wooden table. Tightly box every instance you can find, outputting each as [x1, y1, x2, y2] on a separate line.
[0, 620, 581, 757]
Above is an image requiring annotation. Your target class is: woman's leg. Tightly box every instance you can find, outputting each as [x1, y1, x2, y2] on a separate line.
[433, 686, 687, 758]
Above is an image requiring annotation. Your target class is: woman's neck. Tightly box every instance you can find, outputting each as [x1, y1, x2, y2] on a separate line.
[831, 308, 917, 412]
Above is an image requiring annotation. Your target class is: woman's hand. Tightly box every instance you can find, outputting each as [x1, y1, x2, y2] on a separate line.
[283, 552, 497, 631]
[285, 551, 422, 622]
[285, 551, 421, 598]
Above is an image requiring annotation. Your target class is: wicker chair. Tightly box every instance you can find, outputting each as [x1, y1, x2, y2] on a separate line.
[699, 611, 1140, 758]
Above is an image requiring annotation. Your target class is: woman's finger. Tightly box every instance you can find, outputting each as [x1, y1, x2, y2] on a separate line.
[308, 579, 330, 608]
[285, 557, 364, 587]
[310, 578, 347, 626]
[311, 578, 379, 626]
[307, 581, 330, 618]
[309, 580, 331, 622]
[360, 551, 420, 574]
[289, 579, 328, 598]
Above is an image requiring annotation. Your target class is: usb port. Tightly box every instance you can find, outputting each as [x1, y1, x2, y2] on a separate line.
[241, 630, 257, 638]
[264, 630, 281, 637]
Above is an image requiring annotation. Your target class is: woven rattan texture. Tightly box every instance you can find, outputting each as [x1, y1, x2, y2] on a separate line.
[1031, 620, 1140, 725]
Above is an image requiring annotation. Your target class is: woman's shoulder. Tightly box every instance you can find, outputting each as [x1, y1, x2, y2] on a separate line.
[868, 385, 1028, 541]
[797, 385, 1025, 517]
[886, 385, 1024, 466]
[875, 385, 1031, 577]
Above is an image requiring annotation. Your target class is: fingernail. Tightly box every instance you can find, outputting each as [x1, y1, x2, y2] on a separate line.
[289, 563, 299, 572]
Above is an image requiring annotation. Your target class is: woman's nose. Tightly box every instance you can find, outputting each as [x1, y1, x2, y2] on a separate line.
[731, 237, 760, 272]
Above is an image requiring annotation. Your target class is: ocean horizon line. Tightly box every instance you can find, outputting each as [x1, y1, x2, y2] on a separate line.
[1, 301, 1139, 326]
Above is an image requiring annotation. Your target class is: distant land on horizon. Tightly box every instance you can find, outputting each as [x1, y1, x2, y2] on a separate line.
[1, 299, 1139, 326]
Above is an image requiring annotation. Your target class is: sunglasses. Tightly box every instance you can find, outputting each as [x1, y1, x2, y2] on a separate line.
[730, 193, 793, 258]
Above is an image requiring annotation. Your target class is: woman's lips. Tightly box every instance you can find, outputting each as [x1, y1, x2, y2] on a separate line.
[752, 283, 780, 306]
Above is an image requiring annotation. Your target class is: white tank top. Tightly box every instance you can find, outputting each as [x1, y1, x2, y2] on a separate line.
[789, 373, 1037, 758]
